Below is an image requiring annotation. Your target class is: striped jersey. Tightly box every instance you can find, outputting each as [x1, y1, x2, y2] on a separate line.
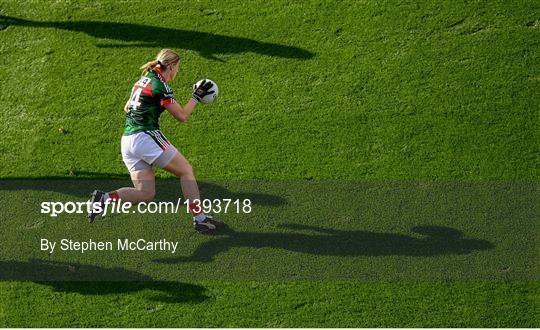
[123, 67, 176, 135]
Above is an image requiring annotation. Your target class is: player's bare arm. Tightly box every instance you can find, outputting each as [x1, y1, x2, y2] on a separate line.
[164, 99, 198, 123]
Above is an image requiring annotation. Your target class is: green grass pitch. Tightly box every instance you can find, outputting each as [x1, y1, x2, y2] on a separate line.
[0, 0, 539, 327]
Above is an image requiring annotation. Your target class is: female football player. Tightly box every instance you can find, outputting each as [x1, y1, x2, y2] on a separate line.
[89, 48, 224, 234]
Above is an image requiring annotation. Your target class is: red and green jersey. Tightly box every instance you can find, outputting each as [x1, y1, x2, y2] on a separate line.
[123, 67, 176, 135]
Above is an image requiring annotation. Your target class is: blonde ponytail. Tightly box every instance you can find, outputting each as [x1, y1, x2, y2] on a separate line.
[140, 59, 160, 73]
[140, 49, 180, 74]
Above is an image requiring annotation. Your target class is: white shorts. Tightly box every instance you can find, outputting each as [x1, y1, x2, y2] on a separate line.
[121, 130, 177, 172]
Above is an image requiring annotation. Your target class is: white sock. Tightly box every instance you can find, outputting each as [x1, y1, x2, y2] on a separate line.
[193, 213, 206, 222]
[102, 193, 110, 202]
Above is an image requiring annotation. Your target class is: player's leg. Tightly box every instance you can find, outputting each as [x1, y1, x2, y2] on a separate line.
[110, 131, 161, 202]
[112, 167, 156, 202]
[162, 150, 225, 234]
[88, 167, 156, 223]
[162, 151, 199, 201]
[88, 133, 159, 222]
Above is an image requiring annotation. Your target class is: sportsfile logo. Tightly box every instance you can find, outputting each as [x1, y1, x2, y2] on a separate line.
[40, 198, 252, 217]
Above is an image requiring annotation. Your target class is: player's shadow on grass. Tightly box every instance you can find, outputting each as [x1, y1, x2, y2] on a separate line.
[0, 259, 208, 303]
[154, 224, 494, 263]
[0, 15, 314, 61]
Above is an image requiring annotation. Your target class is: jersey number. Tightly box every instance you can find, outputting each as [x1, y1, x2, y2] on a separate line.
[128, 77, 151, 110]
[129, 87, 143, 109]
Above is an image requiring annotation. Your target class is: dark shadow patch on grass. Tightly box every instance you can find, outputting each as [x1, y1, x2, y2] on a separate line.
[154, 224, 494, 263]
[0, 259, 208, 303]
[159, 180, 288, 207]
[0, 259, 150, 281]
[42, 281, 208, 304]
[0, 15, 315, 61]
[0, 178, 287, 207]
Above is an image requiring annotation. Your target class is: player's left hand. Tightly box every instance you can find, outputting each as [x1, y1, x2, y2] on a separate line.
[192, 79, 215, 103]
